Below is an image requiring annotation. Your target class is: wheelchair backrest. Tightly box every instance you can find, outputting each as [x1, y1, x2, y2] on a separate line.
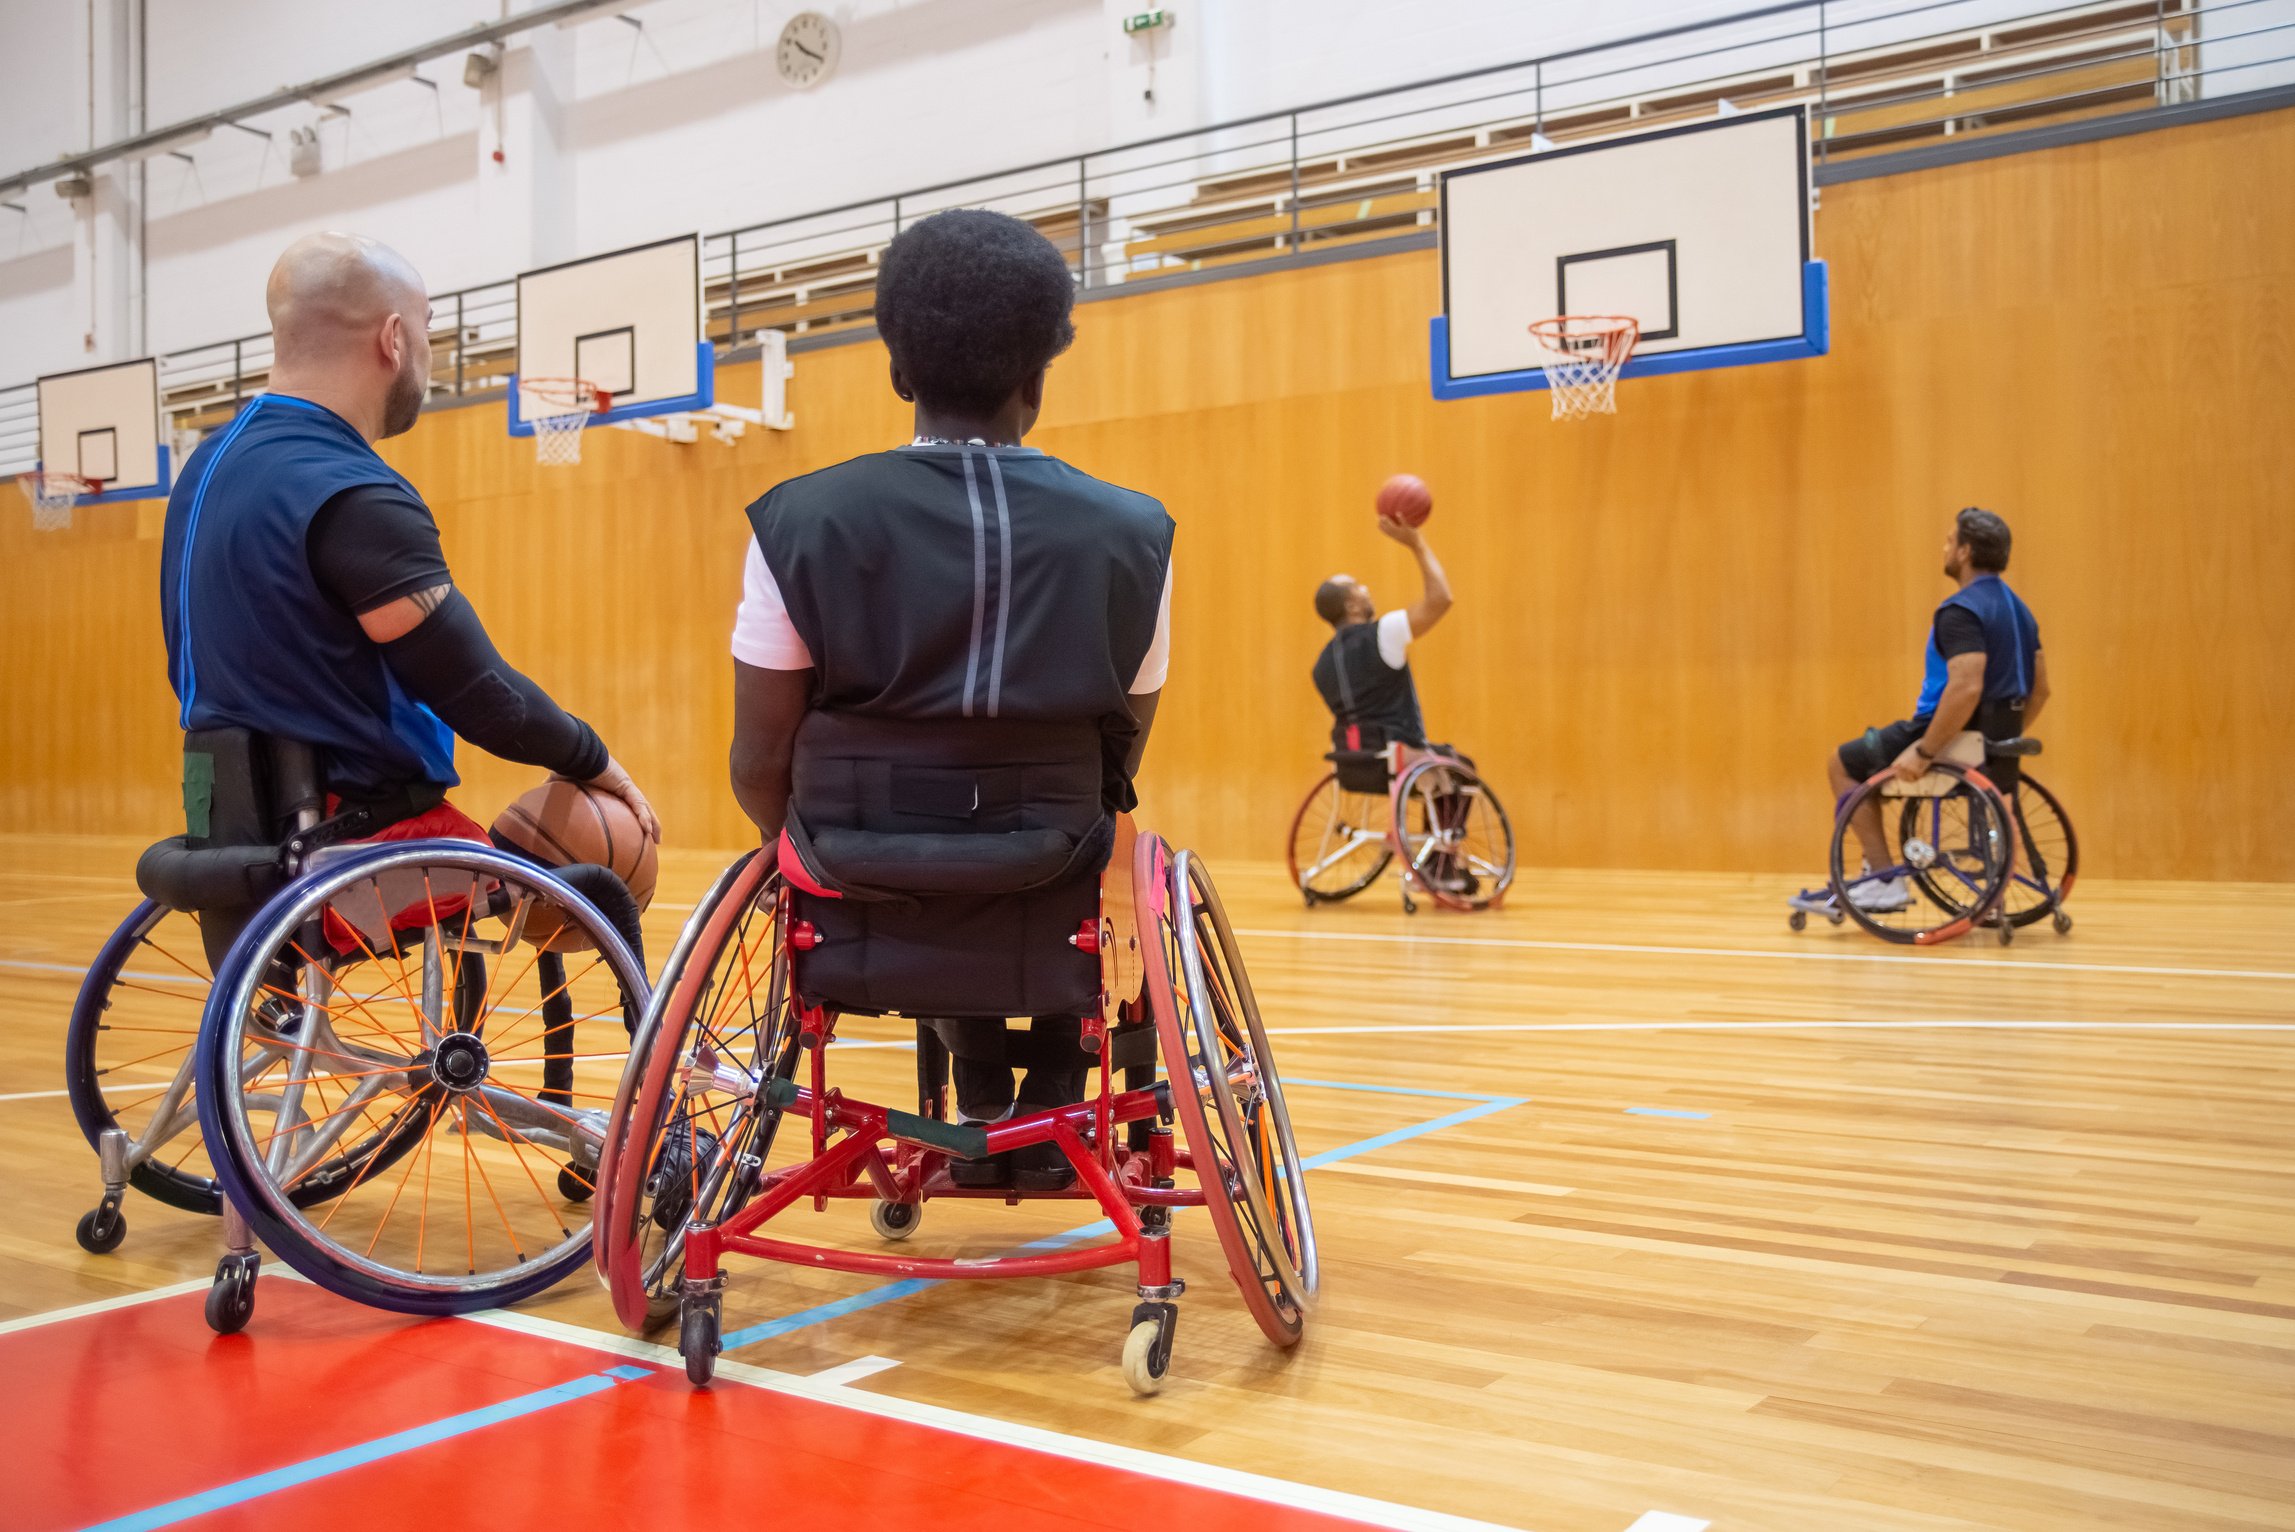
[1325, 748, 1394, 797]
[781, 711, 1111, 1019]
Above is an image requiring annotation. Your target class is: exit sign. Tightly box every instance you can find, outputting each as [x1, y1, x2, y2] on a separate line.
[1123, 9, 1170, 34]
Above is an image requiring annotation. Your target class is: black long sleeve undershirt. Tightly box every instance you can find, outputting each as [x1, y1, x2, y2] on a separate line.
[306, 483, 607, 780]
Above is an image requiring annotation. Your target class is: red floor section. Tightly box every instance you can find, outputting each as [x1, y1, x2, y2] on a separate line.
[2, 1284, 1377, 1532]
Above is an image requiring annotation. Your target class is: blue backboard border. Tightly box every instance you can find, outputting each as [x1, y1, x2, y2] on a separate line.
[1429, 259, 1829, 401]
[506, 341, 716, 437]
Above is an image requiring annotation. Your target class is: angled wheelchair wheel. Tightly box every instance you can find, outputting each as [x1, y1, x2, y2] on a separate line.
[66, 901, 224, 1218]
[1285, 772, 1391, 903]
[1393, 756, 1515, 912]
[1834, 768, 2015, 945]
[1139, 835, 1318, 1347]
[195, 843, 648, 1315]
[2002, 773, 2078, 929]
[596, 850, 798, 1332]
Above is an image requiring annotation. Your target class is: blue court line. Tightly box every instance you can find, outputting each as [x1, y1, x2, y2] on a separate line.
[718, 1085, 1527, 1353]
[1283, 1075, 1517, 1103]
[1625, 1107, 1710, 1120]
[79, 1365, 652, 1532]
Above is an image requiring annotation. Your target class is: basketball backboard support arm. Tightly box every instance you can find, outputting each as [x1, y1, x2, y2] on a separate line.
[1428, 259, 1828, 400]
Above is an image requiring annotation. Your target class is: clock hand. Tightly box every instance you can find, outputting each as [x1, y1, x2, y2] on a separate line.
[793, 39, 823, 61]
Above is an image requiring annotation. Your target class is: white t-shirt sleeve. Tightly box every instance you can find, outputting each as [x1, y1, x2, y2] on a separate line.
[1128, 566, 1174, 695]
[1376, 609, 1414, 670]
[730, 539, 816, 670]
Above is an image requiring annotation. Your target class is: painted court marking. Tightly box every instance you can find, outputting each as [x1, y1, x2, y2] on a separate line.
[1233, 924, 2295, 983]
[1625, 1107, 1710, 1120]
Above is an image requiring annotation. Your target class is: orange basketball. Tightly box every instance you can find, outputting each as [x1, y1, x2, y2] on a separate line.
[492, 779, 658, 949]
[1376, 473, 1432, 527]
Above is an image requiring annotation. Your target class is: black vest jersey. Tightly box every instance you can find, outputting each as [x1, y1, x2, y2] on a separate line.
[746, 445, 1174, 809]
[1313, 620, 1426, 750]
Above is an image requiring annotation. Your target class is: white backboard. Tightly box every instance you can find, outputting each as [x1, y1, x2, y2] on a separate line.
[1435, 106, 1819, 397]
[38, 358, 166, 495]
[512, 234, 705, 430]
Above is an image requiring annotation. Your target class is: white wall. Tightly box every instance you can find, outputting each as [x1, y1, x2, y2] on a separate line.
[3, 0, 2259, 394]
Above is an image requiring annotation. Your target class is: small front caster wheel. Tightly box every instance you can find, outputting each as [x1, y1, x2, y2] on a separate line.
[1122, 1301, 1178, 1397]
[869, 1200, 921, 1242]
[75, 1207, 126, 1255]
[1996, 920, 2015, 946]
[2053, 910, 2073, 935]
[557, 1164, 595, 1202]
[1787, 909, 1807, 932]
[680, 1293, 722, 1387]
[206, 1254, 259, 1335]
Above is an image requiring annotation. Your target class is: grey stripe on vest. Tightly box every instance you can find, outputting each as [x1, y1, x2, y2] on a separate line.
[983, 452, 1016, 718]
[959, 450, 990, 718]
[1334, 630, 1360, 711]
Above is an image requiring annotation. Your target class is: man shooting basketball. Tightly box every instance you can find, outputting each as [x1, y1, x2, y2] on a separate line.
[1311, 514, 1454, 755]
[1822, 506, 2049, 911]
[728, 210, 1173, 1191]
[160, 232, 657, 931]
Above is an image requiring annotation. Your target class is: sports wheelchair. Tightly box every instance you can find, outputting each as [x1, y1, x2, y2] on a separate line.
[593, 714, 1316, 1396]
[1286, 736, 1515, 912]
[66, 729, 649, 1332]
[1787, 731, 2077, 945]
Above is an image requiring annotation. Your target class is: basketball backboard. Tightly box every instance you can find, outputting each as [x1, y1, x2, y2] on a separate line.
[1430, 105, 1827, 401]
[508, 233, 711, 436]
[36, 358, 170, 501]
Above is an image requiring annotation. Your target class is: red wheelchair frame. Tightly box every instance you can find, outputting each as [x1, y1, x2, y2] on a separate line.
[594, 822, 1316, 1394]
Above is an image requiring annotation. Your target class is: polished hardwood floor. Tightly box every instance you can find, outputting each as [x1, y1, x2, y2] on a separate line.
[3, 833, 2290, 1532]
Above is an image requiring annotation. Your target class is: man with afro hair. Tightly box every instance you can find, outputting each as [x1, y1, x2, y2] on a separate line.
[728, 209, 1174, 1191]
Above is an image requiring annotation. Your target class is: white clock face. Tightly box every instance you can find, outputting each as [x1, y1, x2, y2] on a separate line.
[775, 11, 841, 89]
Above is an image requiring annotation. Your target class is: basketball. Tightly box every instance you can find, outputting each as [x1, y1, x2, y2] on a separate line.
[1376, 473, 1433, 527]
[491, 779, 658, 947]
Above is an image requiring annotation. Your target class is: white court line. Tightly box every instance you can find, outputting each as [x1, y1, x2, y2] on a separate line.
[1233, 926, 2295, 984]
[807, 1354, 903, 1385]
[0, 1278, 211, 1338]
[1268, 1018, 2295, 1037]
[1624, 1515, 1710, 1532]
[469, 1306, 1530, 1532]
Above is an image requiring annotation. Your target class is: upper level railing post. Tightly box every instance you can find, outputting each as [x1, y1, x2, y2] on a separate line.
[1535, 62, 1544, 136]
[454, 291, 465, 397]
[1287, 113, 1301, 253]
[1817, 1, 1829, 165]
[232, 339, 243, 408]
[728, 232, 743, 349]
[1076, 156, 1091, 289]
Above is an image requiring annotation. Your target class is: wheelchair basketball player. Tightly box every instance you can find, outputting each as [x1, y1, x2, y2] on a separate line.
[1817, 506, 2050, 911]
[727, 208, 1174, 1193]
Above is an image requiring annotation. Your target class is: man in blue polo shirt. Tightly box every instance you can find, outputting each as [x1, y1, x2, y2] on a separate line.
[161, 232, 655, 884]
[1824, 506, 2051, 910]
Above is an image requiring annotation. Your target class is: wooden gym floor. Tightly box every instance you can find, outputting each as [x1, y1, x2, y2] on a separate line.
[2, 833, 2290, 1531]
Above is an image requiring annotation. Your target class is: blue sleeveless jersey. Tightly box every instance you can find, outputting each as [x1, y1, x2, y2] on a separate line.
[1912, 573, 2039, 721]
[159, 395, 456, 795]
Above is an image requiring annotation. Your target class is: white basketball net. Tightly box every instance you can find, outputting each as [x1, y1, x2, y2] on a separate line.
[18, 472, 88, 531]
[520, 381, 601, 467]
[1529, 316, 1640, 421]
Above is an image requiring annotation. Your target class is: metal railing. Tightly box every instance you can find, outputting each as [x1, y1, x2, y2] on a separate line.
[2, 0, 2287, 474]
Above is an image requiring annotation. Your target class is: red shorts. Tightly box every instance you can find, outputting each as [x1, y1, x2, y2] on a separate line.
[320, 798, 494, 955]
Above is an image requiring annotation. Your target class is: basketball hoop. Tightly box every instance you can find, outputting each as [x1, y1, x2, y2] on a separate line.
[17, 471, 96, 531]
[519, 378, 609, 467]
[1527, 315, 1640, 421]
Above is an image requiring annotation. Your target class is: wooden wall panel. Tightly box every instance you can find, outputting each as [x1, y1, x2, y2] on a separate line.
[3, 108, 2290, 879]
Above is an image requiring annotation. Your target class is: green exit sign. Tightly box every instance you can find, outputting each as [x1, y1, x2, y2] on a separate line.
[1123, 9, 1170, 34]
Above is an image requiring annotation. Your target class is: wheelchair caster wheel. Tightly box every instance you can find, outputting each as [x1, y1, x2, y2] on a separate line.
[206, 1252, 259, 1335]
[1995, 920, 2014, 946]
[2053, 910, 2073, 935]
[557, 1165, 594, 1203]
[869, 1200, 920, 1241]
[75, 1207, 126, 1255]
[1400, 890, 1417, 915]
[679, 1291, 723, 1387]
[1787, 909, 1806, 932]
[1122, 1301, 1178, 1397]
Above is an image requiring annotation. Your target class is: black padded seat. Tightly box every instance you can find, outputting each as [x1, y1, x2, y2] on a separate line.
[783, 712, 1111, 1019]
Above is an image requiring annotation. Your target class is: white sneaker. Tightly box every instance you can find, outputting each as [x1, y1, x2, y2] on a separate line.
[1849, 875, 1911, 912]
